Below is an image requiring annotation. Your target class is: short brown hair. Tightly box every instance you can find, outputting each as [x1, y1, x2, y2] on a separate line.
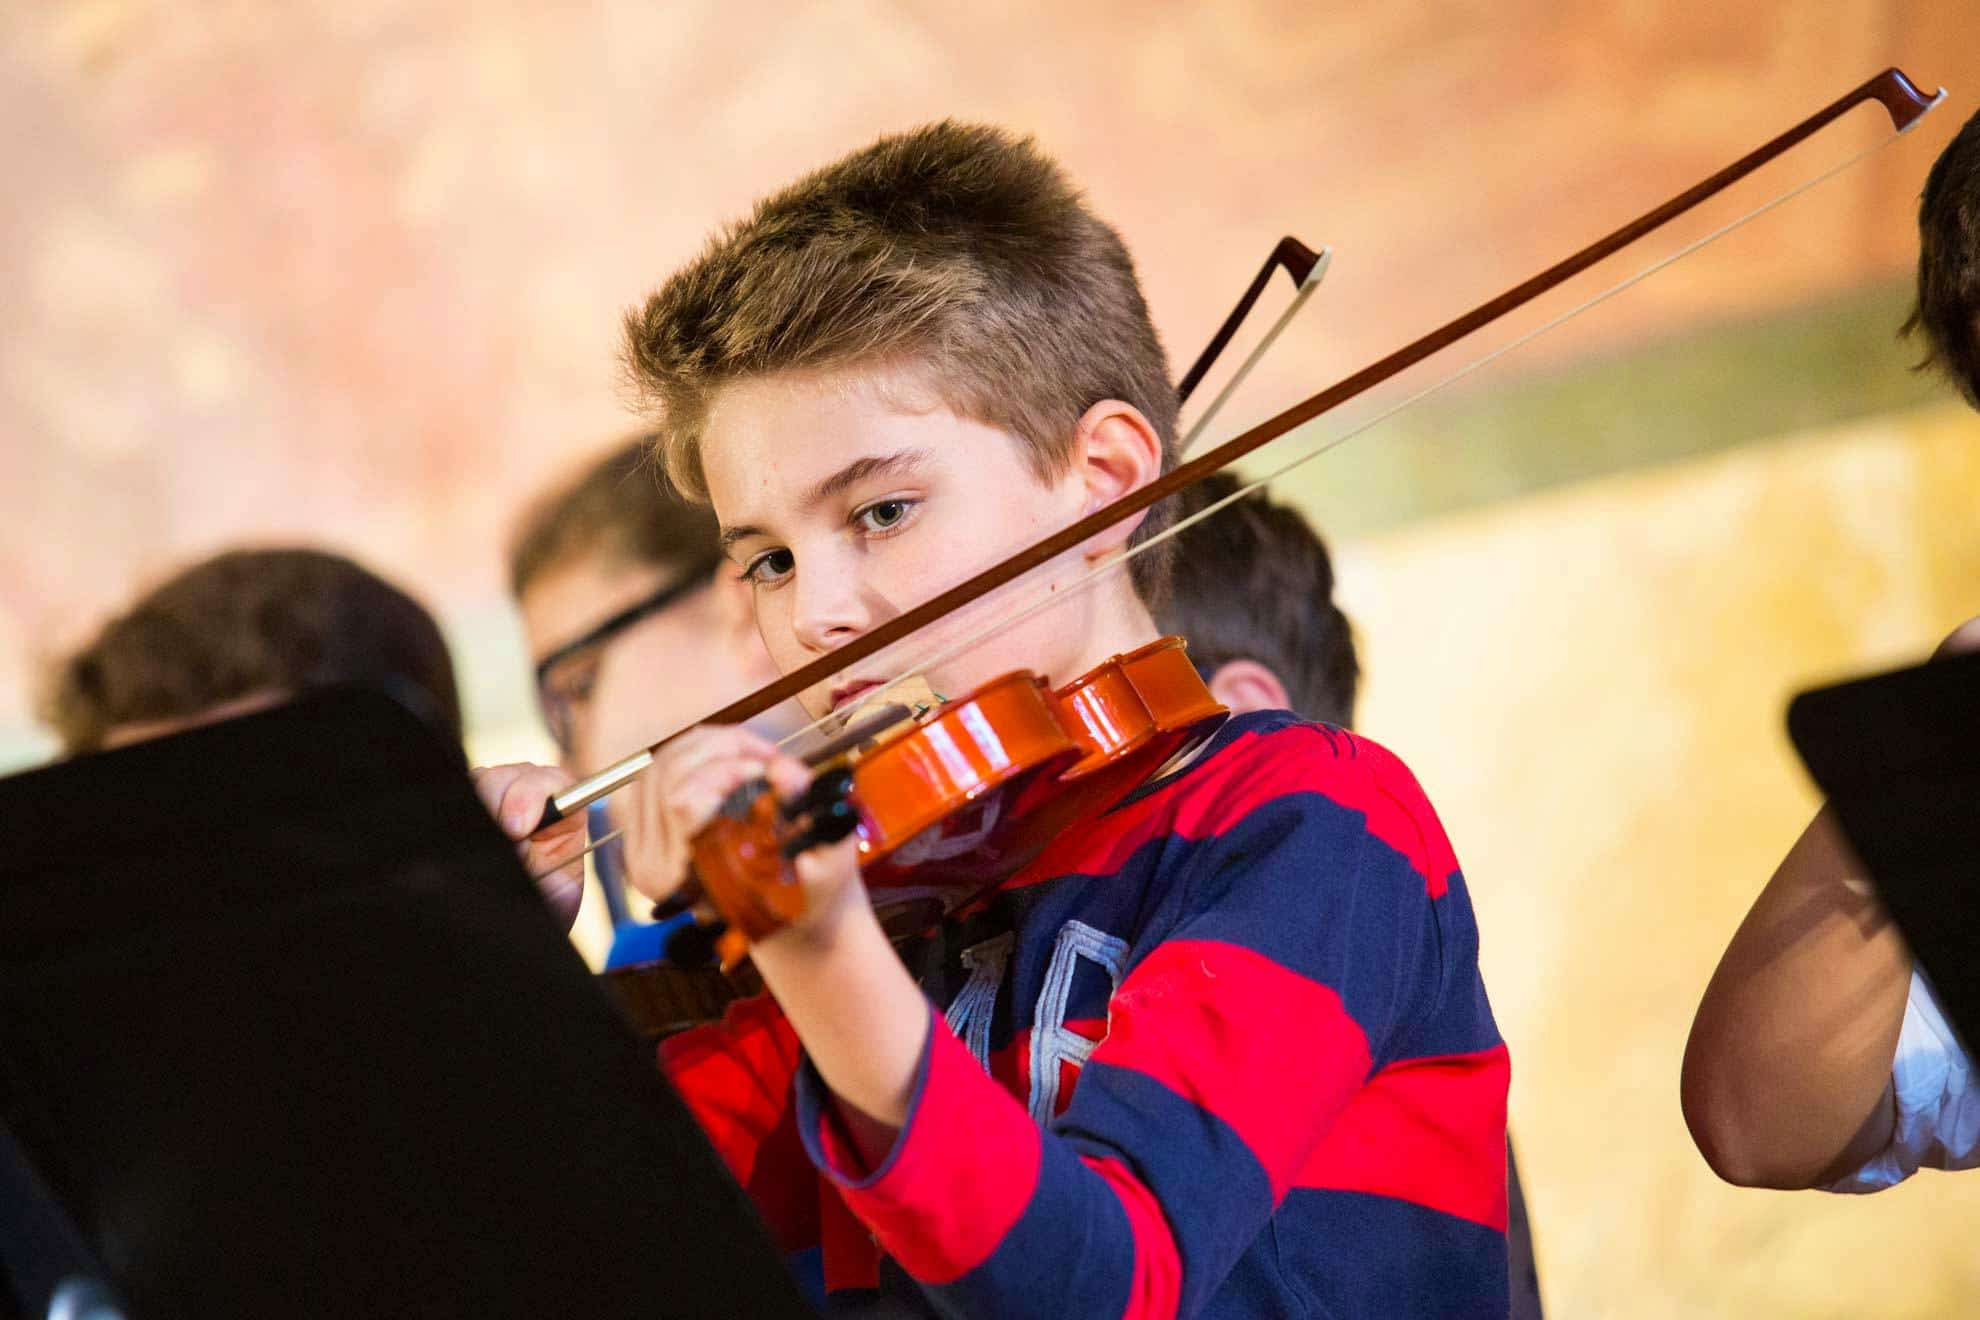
[508, 437, 721, 599]
[44, 548, 461, 753]
[1905, 105, 1980, 406]
[623, 120, 1180, 600]
[1155, 474, 1358, 727]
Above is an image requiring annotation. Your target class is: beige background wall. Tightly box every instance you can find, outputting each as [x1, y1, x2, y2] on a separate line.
[4, 4, 1980, 1315]
[1347, 402, 1980, 1315]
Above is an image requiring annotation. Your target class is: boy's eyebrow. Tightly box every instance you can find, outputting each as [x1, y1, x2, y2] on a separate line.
[718, 449, 932, 551]
[802, 449, 931, 507]
[717, 523, 763, 553]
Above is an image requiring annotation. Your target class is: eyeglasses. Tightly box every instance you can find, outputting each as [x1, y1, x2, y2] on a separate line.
[533, 561, 719, 753]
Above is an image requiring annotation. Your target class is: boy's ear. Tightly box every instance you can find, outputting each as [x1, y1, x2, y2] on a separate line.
[1069, 399, 1164, 560]
[1207, 658, 1292, 717]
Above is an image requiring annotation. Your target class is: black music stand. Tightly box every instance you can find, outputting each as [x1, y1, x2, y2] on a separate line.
[0, 686, 812, 1319]
[1788, 649, 1980, 1056]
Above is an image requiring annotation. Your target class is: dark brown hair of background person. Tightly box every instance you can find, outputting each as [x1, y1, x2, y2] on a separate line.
[44, 547, 460, 753]
[1156, 472, 1359, 727]
[1903, 104, 1980, 406]
[507, 436, 720, 601]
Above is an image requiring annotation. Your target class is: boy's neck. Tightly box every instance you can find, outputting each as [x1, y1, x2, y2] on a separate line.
[1056, 580, 1164, 684]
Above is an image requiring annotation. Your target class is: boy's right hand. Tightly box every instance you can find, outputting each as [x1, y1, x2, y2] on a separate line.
[613, 724, 812, 908]
[472, 762, 588, 931]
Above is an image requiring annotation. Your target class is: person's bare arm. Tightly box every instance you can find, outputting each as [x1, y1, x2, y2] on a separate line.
[1681, 807, 1911, 1188]
[1681, 617, 1980, 1188]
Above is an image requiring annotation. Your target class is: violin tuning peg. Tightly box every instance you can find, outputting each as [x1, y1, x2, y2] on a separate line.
[779, 767, 854, 823]
[780, 796, 859, 860]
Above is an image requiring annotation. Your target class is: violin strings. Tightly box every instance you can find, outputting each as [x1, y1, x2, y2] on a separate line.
[767, 116, 1919, 756]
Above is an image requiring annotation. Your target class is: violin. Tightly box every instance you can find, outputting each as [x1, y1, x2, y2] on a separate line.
[598, 639, 1224, 1024]
[690, 636, 1226, 969]
[578, 66, 1939, 997]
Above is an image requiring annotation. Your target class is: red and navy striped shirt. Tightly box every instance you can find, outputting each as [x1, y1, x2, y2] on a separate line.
[661, 709, 1510, 1316]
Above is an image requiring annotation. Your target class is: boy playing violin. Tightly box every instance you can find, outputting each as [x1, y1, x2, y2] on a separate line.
[481, 122, 1508, 1317]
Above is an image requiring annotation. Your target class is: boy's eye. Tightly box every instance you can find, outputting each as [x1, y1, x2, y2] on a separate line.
[855, 499, 913, 533]
[742, 548, 795, 585]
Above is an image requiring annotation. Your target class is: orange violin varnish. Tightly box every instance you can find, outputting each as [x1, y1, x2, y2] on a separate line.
[688, 636, 1227, 969]
[850, 670, 1084, 882]
[1055, 636, 1227, 778]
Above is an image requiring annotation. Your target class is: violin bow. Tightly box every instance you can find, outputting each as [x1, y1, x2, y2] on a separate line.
[1176, 237, 1332, 454]
[541, 66, 1942, 831]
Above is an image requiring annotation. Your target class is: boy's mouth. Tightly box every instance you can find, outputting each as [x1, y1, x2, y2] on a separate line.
[828, 678, 885, 713]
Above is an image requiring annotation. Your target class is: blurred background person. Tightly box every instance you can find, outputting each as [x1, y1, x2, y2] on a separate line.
[43, 546, 585, 924]
[1156, 472, 1359, 726]
[507, 437, 799, 943]
[45, 546, 462, 753]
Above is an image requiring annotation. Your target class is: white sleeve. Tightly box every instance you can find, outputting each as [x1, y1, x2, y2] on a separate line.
[1825, 969, 1980, 1193]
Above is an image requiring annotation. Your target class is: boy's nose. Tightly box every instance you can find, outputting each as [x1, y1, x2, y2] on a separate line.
[791, 581, 870, 653]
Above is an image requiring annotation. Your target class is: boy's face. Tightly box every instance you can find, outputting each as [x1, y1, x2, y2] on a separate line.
[702, 363, 1148, 722]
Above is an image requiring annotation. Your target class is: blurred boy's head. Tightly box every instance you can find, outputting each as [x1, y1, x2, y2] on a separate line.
[45, 548, 460, 754]
[510, 438, 781, 772]
[1906, 105, 1980, 406]
[624, 122, 1179, 715]
[1156, 473, 1358, 726]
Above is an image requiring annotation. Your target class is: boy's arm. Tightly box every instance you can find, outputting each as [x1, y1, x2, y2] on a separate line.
[1681, 618, 1980, 1190]
[776, 754, 1502, 1318]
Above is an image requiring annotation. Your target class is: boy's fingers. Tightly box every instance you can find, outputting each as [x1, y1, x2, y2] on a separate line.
[499, 782, 543, 837]
[654, 726, 781, 790]
[672, 758, 779, 834]
[534, 815, 589, 861]
[766, 754, 812, 799]
[790, 835, 858, 888]
[498, 771, 575, 839]
[467, 762, 582, 841]
[471, 765, 516, 817]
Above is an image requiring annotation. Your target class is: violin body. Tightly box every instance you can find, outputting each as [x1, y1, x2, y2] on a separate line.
[688, 635, 1227, 968]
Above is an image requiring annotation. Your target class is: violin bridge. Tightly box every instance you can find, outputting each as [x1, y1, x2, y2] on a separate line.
[874, 674, 942, 720]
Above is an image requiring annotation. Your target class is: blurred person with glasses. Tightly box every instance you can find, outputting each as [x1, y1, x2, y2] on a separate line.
[508, 438, 801, 945]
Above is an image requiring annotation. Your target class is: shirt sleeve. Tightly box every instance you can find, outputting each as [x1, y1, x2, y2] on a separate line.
[793, 744, 1500, 1318]
[1826, 969, 1980, 1193]
[659, 993, 821, 1251]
